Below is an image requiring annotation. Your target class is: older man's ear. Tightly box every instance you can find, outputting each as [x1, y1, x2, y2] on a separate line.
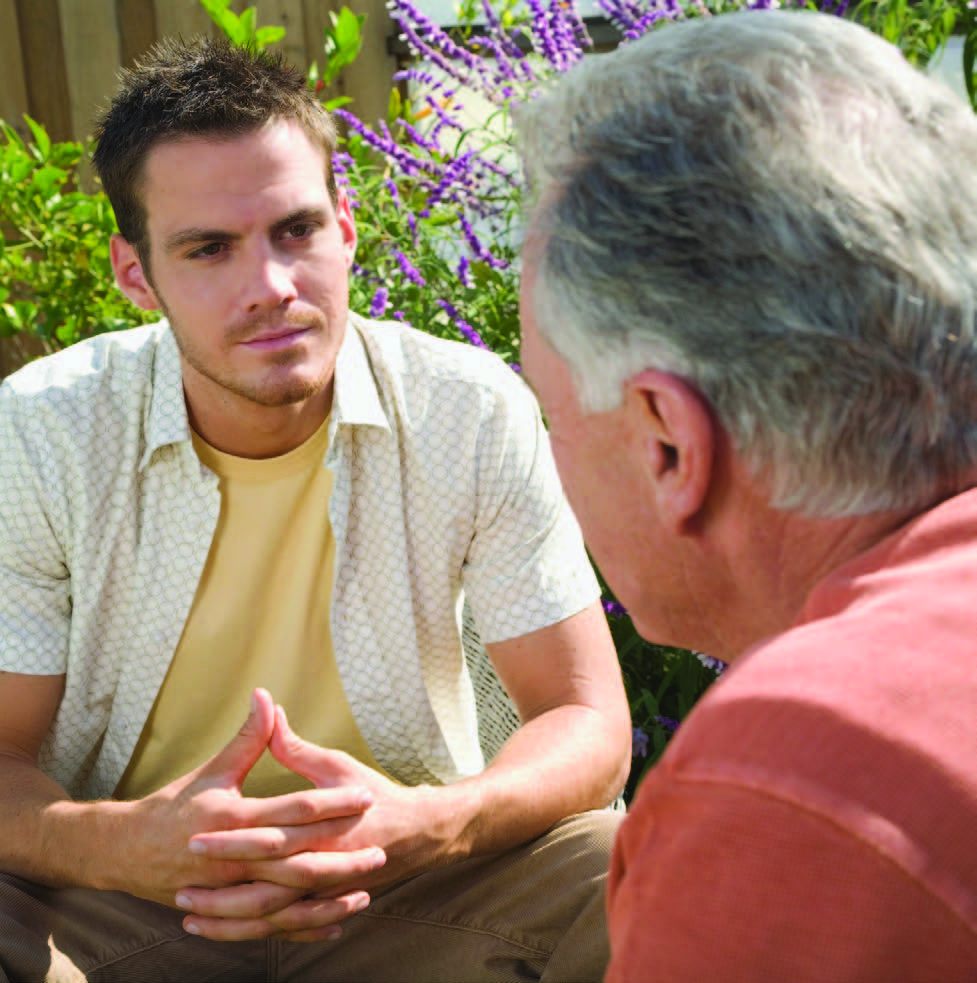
[625, 370, 716, 531]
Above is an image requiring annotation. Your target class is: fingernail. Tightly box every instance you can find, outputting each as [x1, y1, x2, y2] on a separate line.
[185, 920, 200, 935]
[188, 839, 206, 854]
[354, 893, 370, 912]
[251, 691, 258, 714]
[372, 848, 386, 866]
[176, 893, 192, 910]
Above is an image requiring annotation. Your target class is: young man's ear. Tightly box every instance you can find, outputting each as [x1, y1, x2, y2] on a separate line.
[335, 188, 357, 270]
[624, 369, 715, 530]
[110, 234, 160, 311]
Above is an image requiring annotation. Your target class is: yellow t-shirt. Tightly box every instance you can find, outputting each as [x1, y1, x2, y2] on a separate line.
[115, 416, 389, 799]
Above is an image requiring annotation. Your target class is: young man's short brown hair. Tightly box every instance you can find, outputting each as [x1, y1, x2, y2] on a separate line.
[92, 37, 338, 266]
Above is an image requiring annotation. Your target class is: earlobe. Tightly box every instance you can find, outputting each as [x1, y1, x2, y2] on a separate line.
[627, 370, 715, 529]
[109, 234, 160, 311]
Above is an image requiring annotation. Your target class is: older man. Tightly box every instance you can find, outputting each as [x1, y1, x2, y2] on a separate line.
[517, 10, 977, 981]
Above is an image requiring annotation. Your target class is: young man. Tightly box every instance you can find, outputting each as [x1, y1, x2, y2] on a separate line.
[0, 39, 630, 981]
[516, 11, 977, 981]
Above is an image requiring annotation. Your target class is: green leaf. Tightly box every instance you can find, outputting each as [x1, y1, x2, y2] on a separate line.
[334, 7, 365, 49]
[965, 29, 977, 110]
[24, 115, 51, 161]
[32, 166, 68, 198]
[254, 25, 286, 48]
[321, 7, 365, 85]
[1, 119, 26, 152]
[199, 0, 246, 45]
[239, 7, 257, 39]
[387, 89, 403, 127]
[10, 158, 31, 184]
[423, 211, 460, 228]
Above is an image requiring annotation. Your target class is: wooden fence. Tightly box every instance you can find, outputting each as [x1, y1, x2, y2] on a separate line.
[1, 0, 398, 144]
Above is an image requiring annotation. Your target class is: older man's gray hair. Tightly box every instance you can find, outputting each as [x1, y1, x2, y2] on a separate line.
[517, 10, 977, 517]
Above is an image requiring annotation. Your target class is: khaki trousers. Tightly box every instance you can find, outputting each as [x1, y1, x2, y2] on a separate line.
[0, 810, 621, 983]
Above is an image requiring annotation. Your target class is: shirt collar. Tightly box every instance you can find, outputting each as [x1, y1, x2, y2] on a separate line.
[332, 313, 390, 432]
[140, 321, 191, 471]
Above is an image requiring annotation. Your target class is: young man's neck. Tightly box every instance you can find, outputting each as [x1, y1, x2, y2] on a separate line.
[185, 383, 333, 459]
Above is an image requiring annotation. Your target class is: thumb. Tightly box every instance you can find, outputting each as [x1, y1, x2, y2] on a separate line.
[270, 705, 343, 788]
[198, 687, 275, 789]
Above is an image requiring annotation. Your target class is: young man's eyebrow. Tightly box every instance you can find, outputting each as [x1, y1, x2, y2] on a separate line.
[162, 227, 241, 254]
[270, 206, 329, 236]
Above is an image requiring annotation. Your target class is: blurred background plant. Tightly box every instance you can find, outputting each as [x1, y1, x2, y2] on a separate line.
[2, 0, 973, 795]
[0, 118, 154, 358]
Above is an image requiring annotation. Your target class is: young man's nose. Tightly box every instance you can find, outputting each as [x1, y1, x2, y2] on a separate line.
[244, 249, 299, 312]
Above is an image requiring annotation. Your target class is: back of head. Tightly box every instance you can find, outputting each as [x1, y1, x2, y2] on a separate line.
[517, 11, 977, 516]
[92, 37, 337, 261]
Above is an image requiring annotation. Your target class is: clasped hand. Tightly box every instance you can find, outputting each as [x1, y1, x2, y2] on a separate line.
[125, 688, 440, 943]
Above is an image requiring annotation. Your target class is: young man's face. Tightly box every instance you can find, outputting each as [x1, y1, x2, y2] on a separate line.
[116, 119, 356, 437]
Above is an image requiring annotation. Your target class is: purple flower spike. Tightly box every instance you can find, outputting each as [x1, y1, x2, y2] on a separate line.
[395, 250, 427, 287]
[369, 285, 390, 318]
[632, 727, 649, 758]
[437, 299, 489, 349]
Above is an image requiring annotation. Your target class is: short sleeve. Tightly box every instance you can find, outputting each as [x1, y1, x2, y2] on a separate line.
[0, 382, 71, 673]
[462, 373, 599, 644]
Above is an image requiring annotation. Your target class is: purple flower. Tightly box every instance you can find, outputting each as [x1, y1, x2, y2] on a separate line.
[655, 715, 681, 732]
[695, 652, 728, 676]
[632, 727, 649, 758]
[369, 286, 389, 318]
[395, 250, 426, 287]
[437, 299, 489, 349]
[602, 599, 627, 618]
[457, 256, 472, 288]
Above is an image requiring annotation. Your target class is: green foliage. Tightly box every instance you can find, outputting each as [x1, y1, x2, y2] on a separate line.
[849, 0, 977, 109]
[0, 120, 147, 351]
[309, 8, 367, 90]
[616, 631, 718, 798]
[198, 0, 286, 50]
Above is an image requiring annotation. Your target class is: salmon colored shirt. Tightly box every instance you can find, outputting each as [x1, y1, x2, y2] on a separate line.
[607, 488, 977, 982]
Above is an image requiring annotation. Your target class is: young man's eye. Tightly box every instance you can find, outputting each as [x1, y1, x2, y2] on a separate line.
[189, 242, 225, 259]
[283, 223, 316, 241]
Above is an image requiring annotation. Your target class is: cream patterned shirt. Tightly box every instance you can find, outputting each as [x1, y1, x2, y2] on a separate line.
[0, 313, 599, 799]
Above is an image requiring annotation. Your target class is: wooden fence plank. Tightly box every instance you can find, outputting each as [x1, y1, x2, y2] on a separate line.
[58, 0, 122, 144]
[153, 0, 214, 41]
[301, 0, 330, 75]
[0, 0, 29, 133]
[117, 0, 160, 66]
[334, 0, 396, 126]
[13, 0, 73, 141]
[257, 0, 308, 70]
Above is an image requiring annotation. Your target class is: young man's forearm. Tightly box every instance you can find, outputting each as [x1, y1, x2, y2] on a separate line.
[0, 754, 119, 890]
